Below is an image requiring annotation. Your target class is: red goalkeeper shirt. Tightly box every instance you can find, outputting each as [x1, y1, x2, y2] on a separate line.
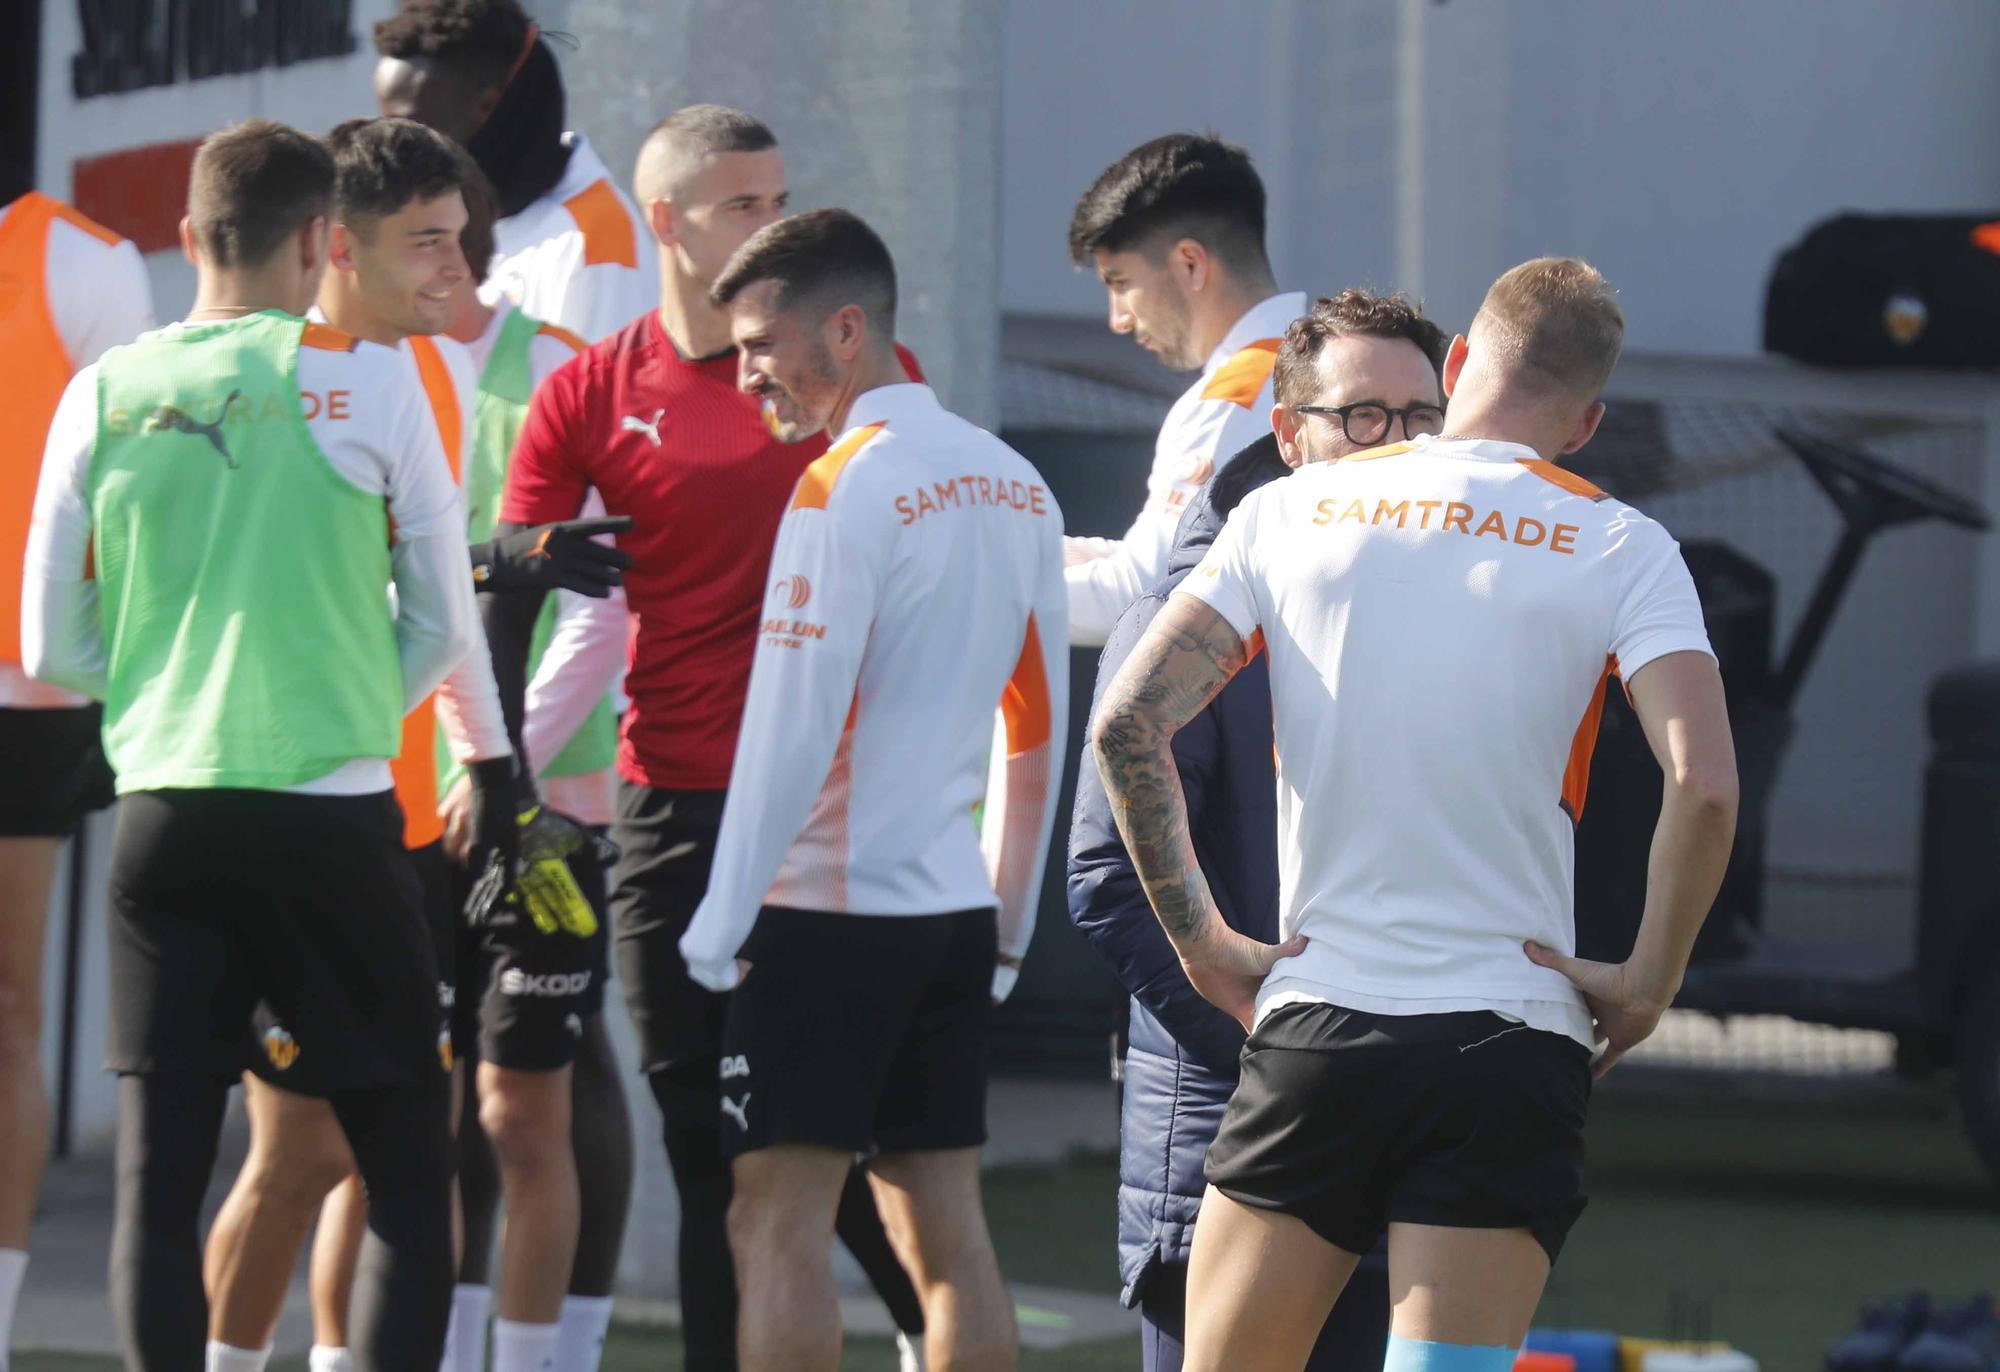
[500, 308, 920, 790]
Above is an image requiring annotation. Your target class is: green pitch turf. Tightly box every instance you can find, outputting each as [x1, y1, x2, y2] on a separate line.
[17, 1078, 1995, 1370]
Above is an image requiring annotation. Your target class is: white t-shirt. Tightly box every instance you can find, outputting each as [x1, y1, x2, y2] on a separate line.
[1063, 291, 1306, 646]
[679, 383, 1070, 1001]
[1181, 435, 1715, 1047]
[482, 135, 659, 344]
[2, 202, 156, 706]
[23, 317, 477, 794]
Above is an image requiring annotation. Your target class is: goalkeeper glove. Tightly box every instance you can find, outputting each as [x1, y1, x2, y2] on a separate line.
[465, 803, 618, 939]
[471, 516, 634, 598]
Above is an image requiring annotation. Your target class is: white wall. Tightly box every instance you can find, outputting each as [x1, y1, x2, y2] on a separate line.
[38, 0, 398, 321]
[1002, 0, 2000, 353]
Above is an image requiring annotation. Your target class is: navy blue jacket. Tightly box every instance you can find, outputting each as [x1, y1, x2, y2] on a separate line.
[1067, 435, 1288, 1305]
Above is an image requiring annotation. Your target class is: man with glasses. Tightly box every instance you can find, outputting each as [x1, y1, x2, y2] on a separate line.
[1070, 289, 1445, 1372]
[1063, 133, 1305, 645]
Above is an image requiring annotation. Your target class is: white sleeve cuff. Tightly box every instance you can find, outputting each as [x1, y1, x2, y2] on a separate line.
[991, 963, 1020, 1003]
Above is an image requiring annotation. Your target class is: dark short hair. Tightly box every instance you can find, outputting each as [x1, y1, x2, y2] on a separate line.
[453, 147, 499, 282]
[373, 0, 533, 87]
[710, 208, 897, 336]
[1067, 133, 1268, 274]
[634, 104, 778, 203]
[327, 117, 466, 231]
[1272, 289, 1448, 407]
[187, 119, 335, 268]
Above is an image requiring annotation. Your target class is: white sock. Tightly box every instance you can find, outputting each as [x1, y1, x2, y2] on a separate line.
[204, 1342, 273, 1372]
[491, 1318, 561, 1372]
[442, 1283, 494, 1372]
[307, 1345, 353, 1372]
[553, 1296, 615, 1372]
[0, 1249, 25, 1369]
[896, 1329, 925, 1372]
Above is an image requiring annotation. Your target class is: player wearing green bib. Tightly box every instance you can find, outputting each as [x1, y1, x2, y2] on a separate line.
[20, 120, 472, 1372]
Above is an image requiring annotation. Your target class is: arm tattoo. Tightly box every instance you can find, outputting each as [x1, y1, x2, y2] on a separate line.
[1092, 595, 1250, 948]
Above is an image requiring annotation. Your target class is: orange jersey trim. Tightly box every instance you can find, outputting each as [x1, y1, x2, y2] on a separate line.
[407, 336, 463, 482]
[1000, 613, 1053, 756]
[563, 180, 639, 270]
[790, 421, 887, 512]
[536, 321, 587, 354]
[1341, 440, 1417, 464]
[1517, 457, 1610, 503]
[48, 199, 124, 248]
[1200, 338, 1281, 408]
[299, 321, 359, 353]
[391, 697, 446, 849]
[1560, 656, 1618, 822]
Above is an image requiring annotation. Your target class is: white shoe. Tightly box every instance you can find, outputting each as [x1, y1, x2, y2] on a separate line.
[896, 1330, 924, 1372]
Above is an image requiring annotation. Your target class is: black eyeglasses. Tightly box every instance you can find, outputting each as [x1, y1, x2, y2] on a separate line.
[1293, 402, 1446, 445]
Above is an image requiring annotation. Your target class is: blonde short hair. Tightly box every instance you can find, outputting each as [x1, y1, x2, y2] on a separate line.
[1470, 257, 1624, 399]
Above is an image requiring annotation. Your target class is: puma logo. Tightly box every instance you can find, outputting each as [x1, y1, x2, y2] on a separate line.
[147, 389, 242, 468]
[720, 1094, 751, 1131]
[621, 409, 665, 446]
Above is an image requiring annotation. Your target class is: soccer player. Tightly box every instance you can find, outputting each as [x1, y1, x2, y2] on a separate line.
[1062, 133, 1305, 646]
[681, 207, 1068, 1372]
[373, 0, 659, 342]
[1093, 259, 1739, 1372]
[1070, 289, 1447, 1372]
[0, 173, 153, 1364]
[21, 118, 470, 1372]
[432, 154, 633, 1372]
[485, 108, 933, 1372]
[193, 116, 519, 1372]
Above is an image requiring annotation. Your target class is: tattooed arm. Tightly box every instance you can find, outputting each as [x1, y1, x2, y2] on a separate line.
[1091, 591, 1305, 1028]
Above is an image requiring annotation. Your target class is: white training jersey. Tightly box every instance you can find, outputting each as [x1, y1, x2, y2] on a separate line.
[680, 383, 1069, 1001]
[1063, 290, 1305, 647]
[24, 318, 476, 793]
[1181, 435, 1715, 1047]
[482, 134, 659, 344]
[2, 200, 155, 707]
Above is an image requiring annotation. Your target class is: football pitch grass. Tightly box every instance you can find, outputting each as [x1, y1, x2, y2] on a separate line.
[18, 1079, 1994, 1371]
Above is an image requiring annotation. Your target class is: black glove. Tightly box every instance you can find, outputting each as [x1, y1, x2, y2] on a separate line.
[470, 517, 635, 598]
[463, 756, 523, 878]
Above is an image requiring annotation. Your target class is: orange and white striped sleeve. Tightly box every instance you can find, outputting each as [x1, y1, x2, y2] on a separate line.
[981, 518, 1070, 1001]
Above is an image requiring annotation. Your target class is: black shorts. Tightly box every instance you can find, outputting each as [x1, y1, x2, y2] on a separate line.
[608, 782, 729, 1073]
[1205, 1002, 1591, 1265]
[250, 841, 458, 1093]
[0, 705, 115, 837]
[453, 825, 610, 1072]
[718, 905, 995, 1158]
[107, 789, 448, 1092]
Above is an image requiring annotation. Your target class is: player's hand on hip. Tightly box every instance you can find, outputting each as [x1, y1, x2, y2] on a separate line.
[1524, 941, 1676, 1078]
[1179, 925, 1308, 1032]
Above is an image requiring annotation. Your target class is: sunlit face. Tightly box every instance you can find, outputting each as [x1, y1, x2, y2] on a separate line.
[1092, 245, 1199, 370]
[374, 57, 492, 146]
[659, 149, 789, 288]
[727, 278, 840, 443]
[336, 192, 469, 338]
[1277, 333, 1445, 468]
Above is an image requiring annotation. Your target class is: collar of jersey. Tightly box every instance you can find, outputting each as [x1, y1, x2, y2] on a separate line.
[1204, 290, 1309, 375]
[843, 381, 938, 435]
[1403, 433, 1542, 465]
[550, 132, 607, 202]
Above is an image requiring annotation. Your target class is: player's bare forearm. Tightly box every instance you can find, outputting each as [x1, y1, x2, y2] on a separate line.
[1090, 594, 1250, 947]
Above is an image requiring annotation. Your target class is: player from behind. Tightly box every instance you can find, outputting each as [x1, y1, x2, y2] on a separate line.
[22, 118, 470, 1372]
[373, 0, 658, 341]
[0, 166, 154, 1365]
[681, 208, 1068, 1372]
[1062, 133, 1305, 645]
[1094, 258, 1739, 1372]
[483, 106, 932, 1372]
